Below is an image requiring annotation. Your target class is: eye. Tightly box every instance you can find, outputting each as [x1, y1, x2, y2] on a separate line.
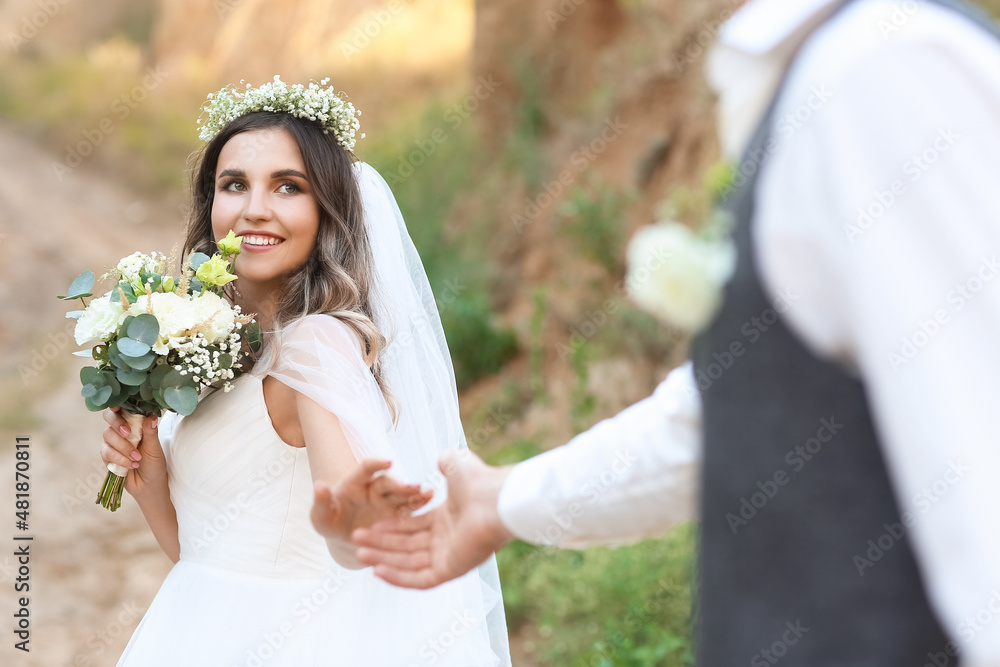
[221, 180, 246, 192]
[278, 181, 301, 194]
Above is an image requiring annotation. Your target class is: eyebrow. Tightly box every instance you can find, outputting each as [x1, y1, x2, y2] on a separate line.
[216, 168, 309, 181]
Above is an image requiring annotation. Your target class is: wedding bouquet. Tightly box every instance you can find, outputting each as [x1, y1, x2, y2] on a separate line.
[58, 231, 258, 511]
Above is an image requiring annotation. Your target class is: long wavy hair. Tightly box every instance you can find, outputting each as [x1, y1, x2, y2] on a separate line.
[183, 111, 397, 422]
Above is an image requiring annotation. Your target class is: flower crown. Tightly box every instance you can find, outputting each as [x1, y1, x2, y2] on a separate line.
[196, 76, 364, 149]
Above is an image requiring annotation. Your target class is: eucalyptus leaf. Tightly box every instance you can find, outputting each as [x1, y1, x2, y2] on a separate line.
[67, 271, 95, 299]
[127, 314, 160, 347]
[117, 337, 152, 357]
[94, 385, 112, 405]
[80, 367, 100, 385]
[116, 366, 147, 386]
[164, 385, 199, 416]
[140, 384, 154, 401]
[66, 310, 84, 320]
[162, 369, 185, 389]
[188, 252, 210, 272]
[124, 352, 156, 371]
[218, 353, 233, 369]
[110, 283, 137, 304]
[72, 350, 93, 357]
[247, 321, 262, 353]
[81, 384, 97, 399]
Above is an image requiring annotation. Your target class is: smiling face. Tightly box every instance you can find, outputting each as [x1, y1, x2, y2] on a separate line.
[210, 128, 321, 304]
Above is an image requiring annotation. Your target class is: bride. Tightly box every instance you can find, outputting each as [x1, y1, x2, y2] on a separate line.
[98, 77, 510, 666]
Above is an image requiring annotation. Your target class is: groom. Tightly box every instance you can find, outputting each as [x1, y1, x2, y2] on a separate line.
[343, 0, 1000, 664]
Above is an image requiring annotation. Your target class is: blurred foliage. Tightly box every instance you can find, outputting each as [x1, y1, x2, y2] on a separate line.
[503, 58, 548, 189]
[496, 518, 696, 667]
[557, 183, 634, 275]
[359, 101, 519, 389]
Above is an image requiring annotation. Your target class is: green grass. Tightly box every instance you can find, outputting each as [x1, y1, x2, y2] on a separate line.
[497, 524, 696, 666]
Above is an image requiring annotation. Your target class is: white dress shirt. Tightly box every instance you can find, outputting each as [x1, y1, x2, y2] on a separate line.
[497, 0, 1000, 663]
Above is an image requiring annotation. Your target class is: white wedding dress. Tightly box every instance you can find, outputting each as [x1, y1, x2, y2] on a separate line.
[117, 317, 506, 666]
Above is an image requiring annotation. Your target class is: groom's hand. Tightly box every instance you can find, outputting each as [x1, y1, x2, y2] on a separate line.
[351, 450, 515, 589]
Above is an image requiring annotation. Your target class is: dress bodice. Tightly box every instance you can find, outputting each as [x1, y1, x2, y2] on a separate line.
[163, 373, 333, 578]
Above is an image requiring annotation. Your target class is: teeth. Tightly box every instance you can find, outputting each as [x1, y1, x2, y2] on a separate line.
[243, 235, 281, 246]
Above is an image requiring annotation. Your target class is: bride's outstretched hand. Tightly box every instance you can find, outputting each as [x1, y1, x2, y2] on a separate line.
[350, 450, 515, 589]
[310, 459, 433, 544]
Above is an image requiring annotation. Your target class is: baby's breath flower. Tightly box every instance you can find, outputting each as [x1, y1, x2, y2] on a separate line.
[197, 75, 362, 149]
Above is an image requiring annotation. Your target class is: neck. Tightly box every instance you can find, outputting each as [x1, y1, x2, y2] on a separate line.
[234, 280, 281, 330]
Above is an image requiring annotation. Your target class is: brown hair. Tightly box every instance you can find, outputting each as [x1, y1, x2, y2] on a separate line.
[183, 111, 397, 422]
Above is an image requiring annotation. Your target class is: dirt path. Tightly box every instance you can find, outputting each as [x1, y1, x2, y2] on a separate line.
[0, 123, 185, 667]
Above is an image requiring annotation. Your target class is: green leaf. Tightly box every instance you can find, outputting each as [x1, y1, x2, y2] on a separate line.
[164, 385, 199, 416]
[188, 252, 210, 272]
[72, 350, 93, 357]
[162, 369, 185, 389]
[109, 283, 137, 304]
[116, 366, 147, 386]
[123, 352, 156, 371]
[80, 367, 100, 385]
[93, 385, 112, 406]
[247, 321, 262, 353]
[66, 310, 84, 320]
[139, 270, 162, 293]
[140, 383, 154, 401]
[67, 271, 95, 299]
[127, 314, 160, 346]
[189, 277, 204, 295]
[81, 384, 97, 398]
[218, 352, 233, 369]
[117, 337, 151, 357]
[149, 364, 170, 389]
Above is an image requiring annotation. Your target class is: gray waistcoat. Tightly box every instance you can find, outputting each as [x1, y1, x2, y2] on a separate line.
[691, 1, 998, 664]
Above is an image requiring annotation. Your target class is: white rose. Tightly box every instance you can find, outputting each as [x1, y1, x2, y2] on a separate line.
[191, 291, 236, 344]
[128, 292, 195, 354]
[626, 221, 736, 333]
[75, 294, 126, 345]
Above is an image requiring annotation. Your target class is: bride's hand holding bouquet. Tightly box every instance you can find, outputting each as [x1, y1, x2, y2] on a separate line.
[59, 231, 259, 511]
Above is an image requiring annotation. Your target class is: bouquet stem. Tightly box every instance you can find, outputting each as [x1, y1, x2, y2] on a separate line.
[96, 411, 144, 512]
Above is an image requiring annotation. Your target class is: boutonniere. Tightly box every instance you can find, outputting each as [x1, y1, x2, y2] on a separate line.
[625, 162, 738, 334]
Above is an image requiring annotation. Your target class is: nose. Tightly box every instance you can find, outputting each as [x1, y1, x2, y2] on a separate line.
[243, 185, 273, 222]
